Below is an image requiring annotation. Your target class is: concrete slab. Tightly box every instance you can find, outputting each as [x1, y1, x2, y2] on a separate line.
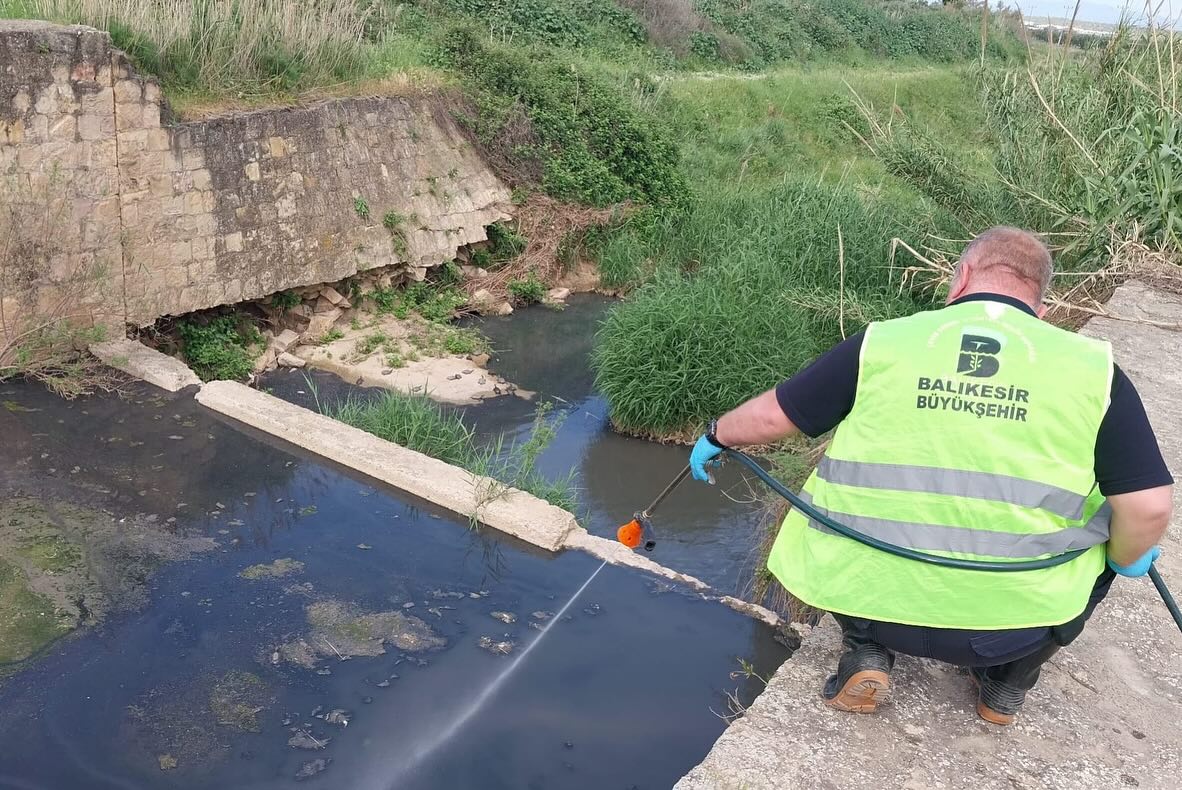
[90, 338, 201, 392]
[676, 281, 1182, 790]
[195, 381, 578, 551]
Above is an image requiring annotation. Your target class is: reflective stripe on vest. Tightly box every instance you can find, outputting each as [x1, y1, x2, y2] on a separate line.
[816, 457, 1089, 521]
[798, 490, 1111, 558]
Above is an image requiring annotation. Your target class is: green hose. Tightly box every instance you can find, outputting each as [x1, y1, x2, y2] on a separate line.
[728, 449, 1182, 632]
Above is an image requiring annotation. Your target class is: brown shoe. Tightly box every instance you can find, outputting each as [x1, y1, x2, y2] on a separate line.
[822, 669, 891, 713]
[969, 667, 1022, 726]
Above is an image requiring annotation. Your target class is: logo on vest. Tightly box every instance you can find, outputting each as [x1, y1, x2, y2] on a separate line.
[958, 334, 1000, 378]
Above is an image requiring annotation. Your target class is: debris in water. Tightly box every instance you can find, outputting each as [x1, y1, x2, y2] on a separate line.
[157, 754, 177, 771]
[402, 602, 415, 609]
[362, 696, 374, 704]
[324, 709, 350, 727]
[295, 758, 331, 780]
[531, 611, 553, 621]
[376, 679, 391, 688]
[210, 671, 274, 733]
[239, 558, 304, 580]
[490, 611, 517, 624]
[427, 607, 443, 618]
[357, 543, 372, 550]
[529, 622, 544, 631]
[564, 741, 574, 749]
[582, 603, 602, 617]
[477, 636, 514, 655]
[429, 589, 465, 600]
[288, 730, 329, 750]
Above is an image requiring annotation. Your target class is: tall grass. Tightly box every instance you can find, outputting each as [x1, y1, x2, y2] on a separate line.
[11, 0, 371, 91]
[592, 179, 931, 436]
[323, 387, 578, 512]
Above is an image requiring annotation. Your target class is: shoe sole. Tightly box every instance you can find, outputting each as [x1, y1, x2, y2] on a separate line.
[824, 669, 890, 713]
[968, 673, 1016, 726]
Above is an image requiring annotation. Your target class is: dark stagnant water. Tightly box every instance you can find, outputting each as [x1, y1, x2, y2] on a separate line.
[266, 294, 771, 595]
[0, 376, 788, 789]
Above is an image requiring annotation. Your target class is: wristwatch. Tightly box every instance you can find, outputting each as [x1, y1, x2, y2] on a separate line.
[705, 418, 729, 449]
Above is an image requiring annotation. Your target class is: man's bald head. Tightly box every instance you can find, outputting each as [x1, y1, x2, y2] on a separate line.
[949, 227, 1053, 308]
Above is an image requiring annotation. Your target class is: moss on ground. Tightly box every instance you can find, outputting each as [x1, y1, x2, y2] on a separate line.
[0, 558, 72, 665]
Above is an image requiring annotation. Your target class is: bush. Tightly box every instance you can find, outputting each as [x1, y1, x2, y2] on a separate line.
[178, 315, 262, 381]
[435, 25, 689, 208]
[592, 179, 929, 436]
[507, 274, 547, 304]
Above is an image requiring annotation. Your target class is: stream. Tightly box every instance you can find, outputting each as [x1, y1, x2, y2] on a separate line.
[0, 367, 787, 788]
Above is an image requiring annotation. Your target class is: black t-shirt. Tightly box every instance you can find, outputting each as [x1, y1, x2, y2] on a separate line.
[774, 294, 1173, 496]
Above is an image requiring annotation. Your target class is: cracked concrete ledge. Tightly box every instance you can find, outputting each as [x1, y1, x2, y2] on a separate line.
[195, 381, 579, 551]
[675, 281, 1182, 790]
[564, 530, 781, 626]
[90, 338, 202, 392]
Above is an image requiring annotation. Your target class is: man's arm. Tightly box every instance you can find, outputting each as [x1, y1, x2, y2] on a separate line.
[714, 389, 800, 447]
[1094, 366, 1174, 571]
[1106, 485, 1173, 567]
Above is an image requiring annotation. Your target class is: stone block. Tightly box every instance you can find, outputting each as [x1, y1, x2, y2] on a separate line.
[182, 149, 205, 171]
[192, 169, 212, 191]
[244, 161, 261, 181]
[47, 115, 75, 141]
[115, 103, 143, 131]
[223, 232, 244, 253]
[269, 136, 288, 158]
[113, 80, 142, 104]
[277, 352, 306, 368]
[147, 128, 171, 151]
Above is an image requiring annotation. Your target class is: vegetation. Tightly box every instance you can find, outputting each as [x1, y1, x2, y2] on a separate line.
[323, 389, 576, 511]
[177, 315, 263, 381]
[507, 273, 547, 305]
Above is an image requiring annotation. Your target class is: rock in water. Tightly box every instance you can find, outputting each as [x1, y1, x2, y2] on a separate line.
[477, 636, 514, 655]
[490, 611, 517, 624]
[295, 758, 331, 780]
[157, 754, 177, 771]
[288, 731, 330, 750]
[324, 709, 350, 727]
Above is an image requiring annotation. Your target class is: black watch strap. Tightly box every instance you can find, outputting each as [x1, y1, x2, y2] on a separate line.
[706, 419, 729, 450]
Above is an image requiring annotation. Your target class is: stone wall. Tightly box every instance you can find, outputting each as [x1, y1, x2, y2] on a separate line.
[0, 20, 510, 340]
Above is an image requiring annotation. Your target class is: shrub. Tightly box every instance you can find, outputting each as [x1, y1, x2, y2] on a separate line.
[593, 179, 928, 436]
[507, 274, 546, 304]
[178, 315, 262, 381]
[435, 25, 688, 208]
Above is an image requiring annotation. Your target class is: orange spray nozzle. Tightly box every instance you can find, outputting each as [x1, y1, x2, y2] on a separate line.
[617, 519, 644, 549]
[617, 515, 656, 552]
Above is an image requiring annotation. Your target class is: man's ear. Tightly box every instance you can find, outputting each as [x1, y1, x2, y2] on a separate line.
[945, 261, 969, 303]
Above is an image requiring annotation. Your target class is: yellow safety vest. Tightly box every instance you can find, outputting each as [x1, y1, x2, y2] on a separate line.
[767, 299, 1113, 629]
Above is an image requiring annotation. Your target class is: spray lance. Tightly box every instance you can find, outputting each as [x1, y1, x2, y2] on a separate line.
[618, 449, 1182, 634]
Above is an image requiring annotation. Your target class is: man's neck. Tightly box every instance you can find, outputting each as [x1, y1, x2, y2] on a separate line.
[949, 290, 1039, 318]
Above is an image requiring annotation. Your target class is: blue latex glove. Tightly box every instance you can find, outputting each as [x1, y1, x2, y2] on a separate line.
[690, 435, 725, 483]
[1108, 546, 1161, 577]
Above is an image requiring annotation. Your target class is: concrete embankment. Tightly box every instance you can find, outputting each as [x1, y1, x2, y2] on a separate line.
[676, 282, 1182, 790]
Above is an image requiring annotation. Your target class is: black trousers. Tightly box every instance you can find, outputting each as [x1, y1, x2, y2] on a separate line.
[832, 568, 1116, 691]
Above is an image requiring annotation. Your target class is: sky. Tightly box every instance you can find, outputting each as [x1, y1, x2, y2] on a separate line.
[1010, 0, 1165, 26]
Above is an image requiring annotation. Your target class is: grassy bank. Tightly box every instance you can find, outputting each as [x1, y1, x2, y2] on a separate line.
[319, 388, 577, 512]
